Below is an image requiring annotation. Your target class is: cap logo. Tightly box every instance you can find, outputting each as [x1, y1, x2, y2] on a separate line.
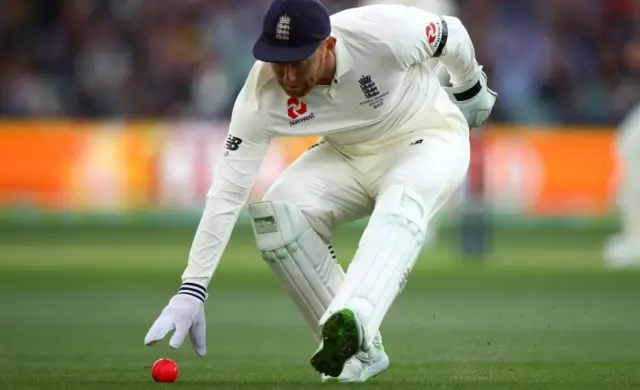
[275, 14, 291, 40]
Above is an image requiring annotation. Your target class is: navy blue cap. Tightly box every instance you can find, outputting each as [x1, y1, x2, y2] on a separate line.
[253, 0, 331, 63]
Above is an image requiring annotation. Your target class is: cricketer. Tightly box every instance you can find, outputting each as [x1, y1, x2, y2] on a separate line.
[604, 101, 640, 268]
[144, 0, 497, 382]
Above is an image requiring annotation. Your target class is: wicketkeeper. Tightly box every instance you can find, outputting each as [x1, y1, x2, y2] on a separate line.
[145, 0, 497, 382]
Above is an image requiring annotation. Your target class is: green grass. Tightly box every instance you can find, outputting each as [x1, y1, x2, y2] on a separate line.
[1, 223, 639, 389]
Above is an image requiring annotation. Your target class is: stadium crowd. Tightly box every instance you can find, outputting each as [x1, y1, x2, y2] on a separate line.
[0, 0, 638, 124]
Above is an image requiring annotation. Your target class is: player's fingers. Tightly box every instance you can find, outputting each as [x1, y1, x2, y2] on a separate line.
[190, 310, 207, 356]
[144, 317, 175, 346]
[169, 321, 190, 350]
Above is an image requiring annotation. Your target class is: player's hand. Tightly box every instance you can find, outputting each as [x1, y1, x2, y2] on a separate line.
[444, 68, 497, 128]
[144, 291, 207, 356]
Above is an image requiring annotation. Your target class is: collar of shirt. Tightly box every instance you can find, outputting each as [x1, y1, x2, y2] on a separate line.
[332, 33, 351, 85]
[319, 33, 351, 99]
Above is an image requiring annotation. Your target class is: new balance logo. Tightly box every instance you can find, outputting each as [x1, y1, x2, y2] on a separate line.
[225, 135, 243, 151]
[359, 75, 380, 99]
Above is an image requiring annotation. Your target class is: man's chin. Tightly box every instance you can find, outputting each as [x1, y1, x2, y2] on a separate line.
[286, 92, 306, 98]
[284, 88, 311, 98]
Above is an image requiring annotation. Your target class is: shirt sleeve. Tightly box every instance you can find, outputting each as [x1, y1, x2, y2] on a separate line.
[181, 88, 271, 288]
[384, 7, 480, 85]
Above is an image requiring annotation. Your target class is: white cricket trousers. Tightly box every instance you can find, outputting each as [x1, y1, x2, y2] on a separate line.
[263, 126, 470, 244]
[259, 124, 470, 347]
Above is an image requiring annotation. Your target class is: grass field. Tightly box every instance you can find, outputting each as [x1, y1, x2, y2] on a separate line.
[1, 222, 639, 389]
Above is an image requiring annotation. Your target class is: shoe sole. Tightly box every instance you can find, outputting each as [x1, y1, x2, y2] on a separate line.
[319, 352, 390, 383]
[310, 309, 360, 377]
[349, 353, 390, 383]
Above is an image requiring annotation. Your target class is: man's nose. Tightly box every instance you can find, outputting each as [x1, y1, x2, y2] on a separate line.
[283, 66, 298, 83]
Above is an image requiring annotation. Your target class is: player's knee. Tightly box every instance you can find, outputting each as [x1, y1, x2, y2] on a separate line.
[256, 186, 332, 243]
[260, 176, 333, 242]
[247, 200, 331, 251]
[373, 185, 427, 239]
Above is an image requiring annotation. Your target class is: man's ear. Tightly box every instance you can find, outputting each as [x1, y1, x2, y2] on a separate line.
[325, 36, 337, 51]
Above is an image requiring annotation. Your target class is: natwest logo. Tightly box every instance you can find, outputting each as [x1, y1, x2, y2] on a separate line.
[287, 97, 307, 119]
[287, 97, 315, 126]
[425, 22, 438, 44]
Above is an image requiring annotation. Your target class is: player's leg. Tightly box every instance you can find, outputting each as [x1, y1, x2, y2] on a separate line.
[247, 141, 388, 381]
[312, 130, 470, 377]
[249, 141, 371, 341]
[605, 104, 640, 267]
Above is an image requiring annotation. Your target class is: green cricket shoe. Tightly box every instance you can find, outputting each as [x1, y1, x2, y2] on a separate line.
[310, 308, 364, 378]
[320, 337, 389, 383]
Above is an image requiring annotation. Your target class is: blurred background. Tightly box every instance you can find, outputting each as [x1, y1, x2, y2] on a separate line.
[1, 0, 638, 221]
[1, 0, 639, 121]
[1, 1, 640, 388]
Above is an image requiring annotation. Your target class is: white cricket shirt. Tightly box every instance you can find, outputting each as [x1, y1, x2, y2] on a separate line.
[183, 4, 479, 286]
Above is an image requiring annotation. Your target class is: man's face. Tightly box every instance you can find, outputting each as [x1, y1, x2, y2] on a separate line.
[270, 42, 328, 98]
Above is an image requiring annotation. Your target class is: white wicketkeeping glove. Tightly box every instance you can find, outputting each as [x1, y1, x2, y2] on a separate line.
[433, 63, 498, 128]
[144, 285, 207, 356]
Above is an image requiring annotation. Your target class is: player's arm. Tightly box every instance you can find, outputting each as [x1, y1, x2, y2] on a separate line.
[392, 11, 476, 83]
[144, 86, 271, 354]
[385, 7, 497, 127]
[179, 109, 271, 295]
